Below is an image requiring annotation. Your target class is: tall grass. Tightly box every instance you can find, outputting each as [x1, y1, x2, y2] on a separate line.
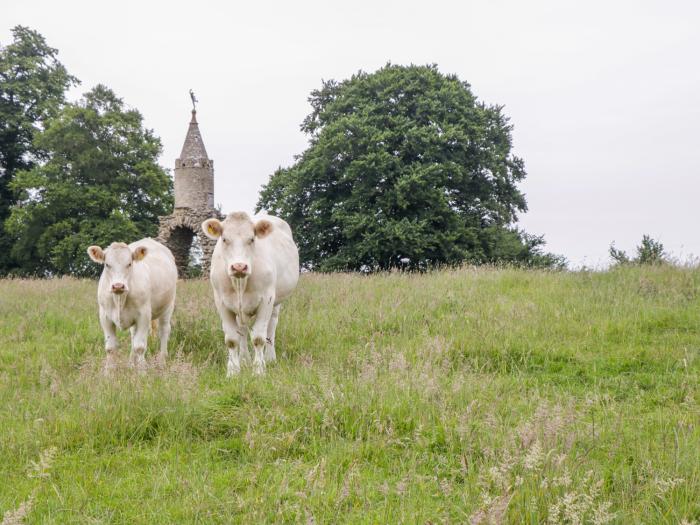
[1, 266, 699, 523]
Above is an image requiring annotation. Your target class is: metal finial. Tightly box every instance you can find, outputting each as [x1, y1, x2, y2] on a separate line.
[189, 89, 198, 111]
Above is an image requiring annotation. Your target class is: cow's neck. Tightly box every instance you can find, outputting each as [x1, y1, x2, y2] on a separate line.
[231, 276, 249, 314]
[112, 293, 128, 327]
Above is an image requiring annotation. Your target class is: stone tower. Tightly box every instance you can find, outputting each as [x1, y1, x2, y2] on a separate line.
[157, 109, 223, 277]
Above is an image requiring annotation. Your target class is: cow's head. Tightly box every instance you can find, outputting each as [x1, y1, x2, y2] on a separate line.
[202, 212, 273, 279]
[87, 242, 148, 295]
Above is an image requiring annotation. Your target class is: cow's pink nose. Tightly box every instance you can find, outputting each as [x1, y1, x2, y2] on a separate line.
[231, 263, 248, 275]
[111, 282, 126, 293]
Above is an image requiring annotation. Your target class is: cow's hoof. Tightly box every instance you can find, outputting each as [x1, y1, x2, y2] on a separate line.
[264, 346, 277, 363]
[103, 354, 117, 377]
[130, 356, 147, 375]
[154, 353, 167, 370]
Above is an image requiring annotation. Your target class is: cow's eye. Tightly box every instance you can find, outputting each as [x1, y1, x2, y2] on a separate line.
[249, 237, 255, 244]
[127, 263, 132, 268]
[222, 237, 229, 244]
[105, 264, 111, 269]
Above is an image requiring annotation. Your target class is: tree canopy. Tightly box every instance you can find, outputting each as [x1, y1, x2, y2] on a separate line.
[258, 64, 562, 271]
[7, 85, 173, 276]
[0, 26, 77, 273]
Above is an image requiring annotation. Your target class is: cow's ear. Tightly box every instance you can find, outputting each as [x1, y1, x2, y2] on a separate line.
[254, 219, 273, 239]
[202, 218, 223, 239]
[87, 245, 105, 263]
[132, 246, 148, 262]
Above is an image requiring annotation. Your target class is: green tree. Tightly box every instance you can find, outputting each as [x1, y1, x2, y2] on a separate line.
[257, 64, 561, 271]
[7, 85, 173, 276]
[0, 26, 77, 273]
[609, 235, 666, 266]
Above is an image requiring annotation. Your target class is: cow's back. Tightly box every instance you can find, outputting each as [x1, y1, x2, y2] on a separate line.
[254, 215, 299, 303]
[129, 238, 177, 317]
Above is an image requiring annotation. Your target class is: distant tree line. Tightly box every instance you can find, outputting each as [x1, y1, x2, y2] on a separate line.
[2, 29, 566, 277]
[0, 26, 172, 277]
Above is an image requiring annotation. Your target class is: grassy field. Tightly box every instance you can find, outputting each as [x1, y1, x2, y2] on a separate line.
[1, 266, 699, 524]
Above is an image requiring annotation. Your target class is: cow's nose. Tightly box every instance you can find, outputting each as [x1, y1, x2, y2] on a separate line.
[111, 282, 126, 294]
[231, 263, 248, 276]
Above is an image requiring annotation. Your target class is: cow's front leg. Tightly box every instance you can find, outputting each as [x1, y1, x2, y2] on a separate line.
[264, 304, 281, 363]
[221, 309, 245, 377]
[100, 312, 119, 375]
[251, 297, 274, 375]
[129, 312, 150, 372]
[237, 324, 251, 364]
[224, 332, 247, 377]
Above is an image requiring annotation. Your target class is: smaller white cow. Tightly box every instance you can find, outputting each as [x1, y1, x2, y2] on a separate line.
[87, 238, 178, 372]
[202, 212, 299, 376]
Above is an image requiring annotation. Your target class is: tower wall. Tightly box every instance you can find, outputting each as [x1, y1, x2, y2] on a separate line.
[174, 162, 214, 209]
[157, 207, 222, 277]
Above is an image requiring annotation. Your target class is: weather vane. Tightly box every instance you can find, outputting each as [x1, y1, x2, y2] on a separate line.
[189, 89, 198, 111]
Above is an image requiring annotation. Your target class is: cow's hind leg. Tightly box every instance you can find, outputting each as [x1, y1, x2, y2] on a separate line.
[155, 302, 174, 368]
[264, 304, 281, 363]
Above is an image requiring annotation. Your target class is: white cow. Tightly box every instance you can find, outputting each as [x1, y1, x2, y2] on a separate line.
[202, 212, 299, 376]
[87, 238, 178, 372]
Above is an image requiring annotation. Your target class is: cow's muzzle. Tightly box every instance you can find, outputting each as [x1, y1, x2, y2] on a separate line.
[111, 282, 127, 294]
[230, 263, 249, 278]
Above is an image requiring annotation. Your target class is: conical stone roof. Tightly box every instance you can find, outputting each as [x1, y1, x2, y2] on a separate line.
[178, 110, 210, 166]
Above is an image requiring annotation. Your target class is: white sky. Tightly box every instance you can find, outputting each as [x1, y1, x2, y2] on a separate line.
[3, 0, 699, 267]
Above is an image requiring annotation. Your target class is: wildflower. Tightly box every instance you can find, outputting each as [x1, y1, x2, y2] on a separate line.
[591, 501, 615, 525]
[523, 441, 544, 471]
[654, 477, 684, 498]
[1, 491, 35, 525]
[27, 447, 57, 479]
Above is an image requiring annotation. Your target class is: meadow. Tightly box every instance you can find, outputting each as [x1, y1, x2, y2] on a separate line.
[0, 266, 699, 524]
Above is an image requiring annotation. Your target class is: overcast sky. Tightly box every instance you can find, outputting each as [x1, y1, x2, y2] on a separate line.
[3, 0, 699, 267]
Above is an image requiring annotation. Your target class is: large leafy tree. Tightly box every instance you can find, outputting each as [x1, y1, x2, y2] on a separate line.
[258, 64, 562, 271]
[0, 26, 77, 273]
[7, 85, 173, 276]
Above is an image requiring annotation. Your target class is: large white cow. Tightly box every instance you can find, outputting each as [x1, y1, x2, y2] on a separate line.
[202, 212, 299, 376]
[87, 238, 177, 372]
